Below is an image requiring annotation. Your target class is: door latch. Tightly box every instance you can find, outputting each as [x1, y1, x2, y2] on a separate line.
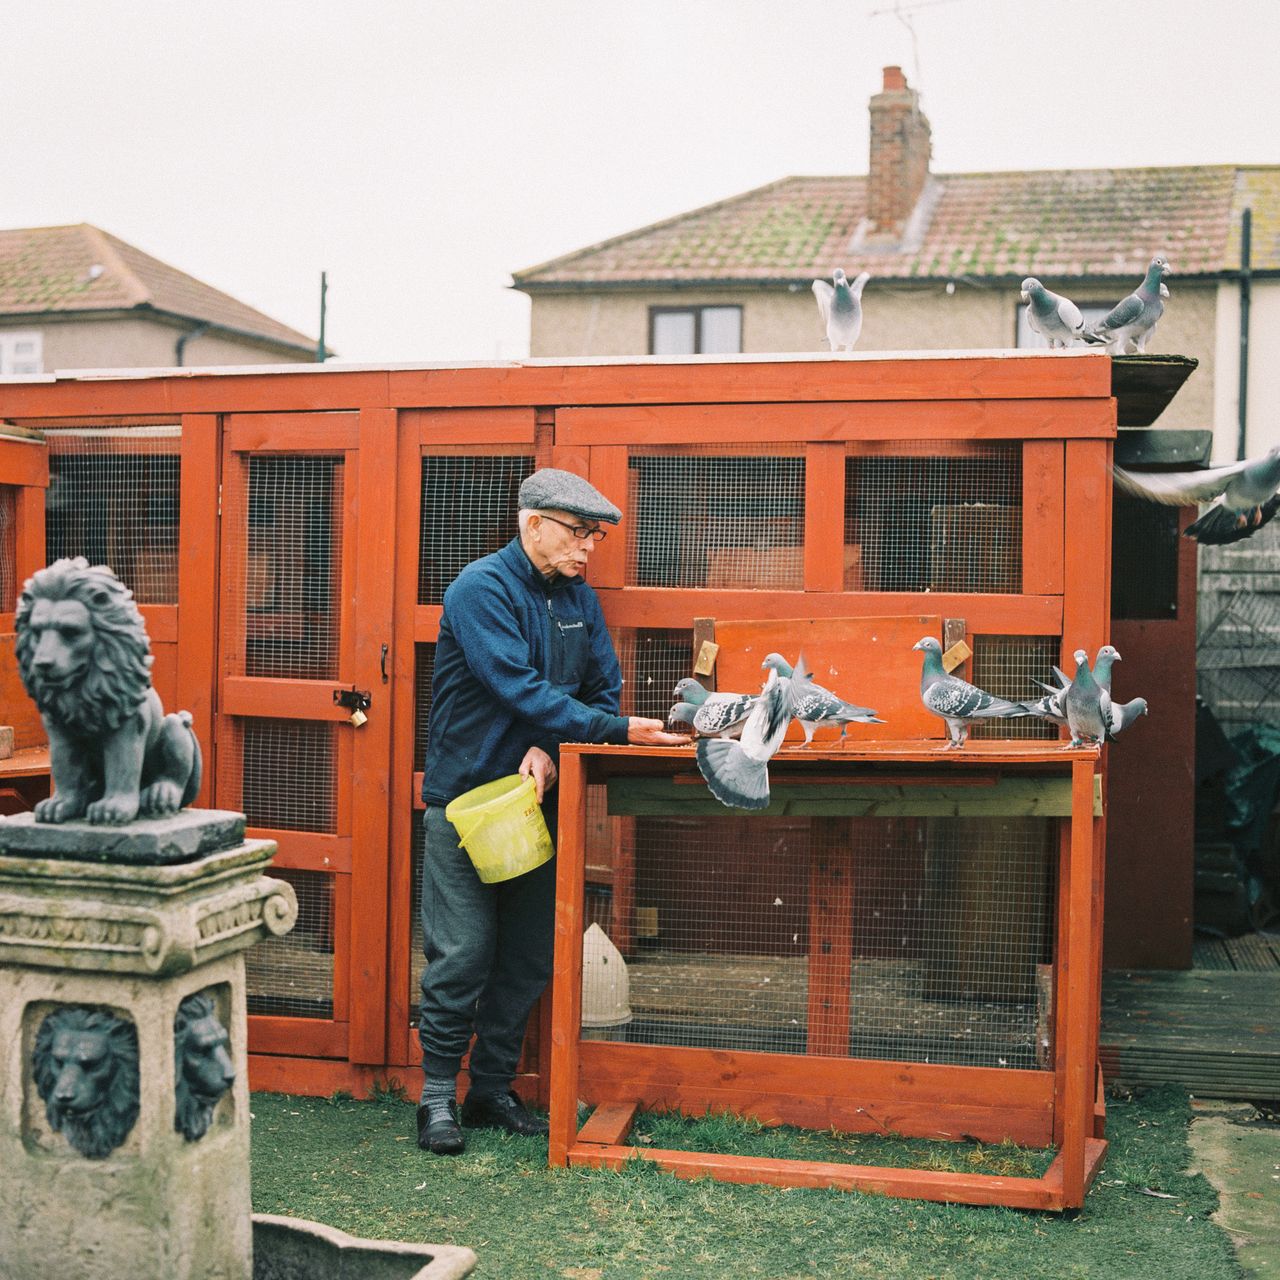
[334, 686, 372, 727]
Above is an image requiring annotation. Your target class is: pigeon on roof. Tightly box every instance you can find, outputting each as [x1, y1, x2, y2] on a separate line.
[812, 268, 870, 353]
[760, 653, 883, 743]
[913, 636, 1035, 749]
[1082, 255, 1171, 354]
[668, 677, 757, 739]
[1020, 278, 1086, 348]
[1113, 445, 1280, 545]
[696, 656, 812, 809]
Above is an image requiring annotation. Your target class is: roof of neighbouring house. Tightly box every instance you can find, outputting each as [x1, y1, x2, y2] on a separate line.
[513, 165, 1280, 289]
[0, 223, 320, 353]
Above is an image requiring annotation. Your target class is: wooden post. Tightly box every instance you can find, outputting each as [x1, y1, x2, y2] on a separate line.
[806, 818, 854, 1057]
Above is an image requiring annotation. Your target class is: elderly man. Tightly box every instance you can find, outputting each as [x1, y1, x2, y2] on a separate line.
[417, 468, 688, 1155]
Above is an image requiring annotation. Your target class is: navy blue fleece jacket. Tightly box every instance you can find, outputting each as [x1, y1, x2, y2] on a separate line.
[422, 537, 630, 808]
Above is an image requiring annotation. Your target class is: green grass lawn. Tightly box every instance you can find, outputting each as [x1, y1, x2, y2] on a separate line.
[250, 1085, 1239, 1280]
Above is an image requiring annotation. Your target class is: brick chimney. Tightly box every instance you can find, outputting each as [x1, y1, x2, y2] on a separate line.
[867, 65, 932, 240]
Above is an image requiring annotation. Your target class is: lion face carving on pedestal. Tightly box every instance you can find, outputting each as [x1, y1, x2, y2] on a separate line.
[174, 992, 236, 1141]
[15, 557, 202, 824]
[32, 1006, 141, 1159]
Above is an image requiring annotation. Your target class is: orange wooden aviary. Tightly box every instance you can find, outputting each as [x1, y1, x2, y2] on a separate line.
[0, 350, 1122, 1180]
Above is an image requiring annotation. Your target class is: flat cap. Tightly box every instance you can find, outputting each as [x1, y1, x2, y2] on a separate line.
[518, 468, 622, 525]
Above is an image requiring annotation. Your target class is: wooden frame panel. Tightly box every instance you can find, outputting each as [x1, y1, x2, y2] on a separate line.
[551, 743, 1106, 1210]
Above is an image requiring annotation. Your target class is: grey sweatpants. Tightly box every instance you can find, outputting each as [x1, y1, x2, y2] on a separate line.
[417, 805, 556, 1093]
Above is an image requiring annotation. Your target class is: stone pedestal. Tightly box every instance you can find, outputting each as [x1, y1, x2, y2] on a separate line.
[0, 823, 297, 1280]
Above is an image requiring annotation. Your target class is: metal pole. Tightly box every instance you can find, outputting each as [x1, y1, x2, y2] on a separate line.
[317, 271, 328, 364]
[1237, 208, 1252, 460]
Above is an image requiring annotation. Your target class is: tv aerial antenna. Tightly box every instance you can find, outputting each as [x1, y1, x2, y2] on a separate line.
[867, 0, 961, 87]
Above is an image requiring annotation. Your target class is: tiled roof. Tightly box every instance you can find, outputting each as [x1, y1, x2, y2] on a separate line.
[0, 224, 318, 352]
[514, 166, 1280, 287]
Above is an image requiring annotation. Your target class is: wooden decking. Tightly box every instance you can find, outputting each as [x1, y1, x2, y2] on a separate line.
[1101, 937, 1280, 1100]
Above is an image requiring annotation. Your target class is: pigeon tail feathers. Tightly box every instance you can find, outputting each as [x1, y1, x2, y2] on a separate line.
[696, 738, 771, 810]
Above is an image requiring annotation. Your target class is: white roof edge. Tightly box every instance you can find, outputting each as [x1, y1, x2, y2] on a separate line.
[8, 347, 1106, 384]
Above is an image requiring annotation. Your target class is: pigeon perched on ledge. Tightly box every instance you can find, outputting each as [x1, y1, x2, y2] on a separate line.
[1113, 446, 1280, 545]
[1082, 256, 1170, 354]
[668, 677, 757, 739]
[1028, 646, 1145, 740]
[812, 268, 870, 352]
[696, 657, 812, 809]
[1021, 278, 1085, 349]
[913, 636, 1034, 749]
[1063, 649, 1107, 748]
[760, 652, 883, 743]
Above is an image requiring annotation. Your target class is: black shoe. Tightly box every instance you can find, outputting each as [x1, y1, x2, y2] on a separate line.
[416, 1100, 465, 1154]
[460, 1089, 549, 1137]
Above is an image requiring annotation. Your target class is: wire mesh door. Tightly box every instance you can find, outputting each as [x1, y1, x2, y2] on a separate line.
[217, 413, 388, 1065]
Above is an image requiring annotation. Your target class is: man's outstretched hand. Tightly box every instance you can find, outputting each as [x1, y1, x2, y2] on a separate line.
[627, 717, 692, 747]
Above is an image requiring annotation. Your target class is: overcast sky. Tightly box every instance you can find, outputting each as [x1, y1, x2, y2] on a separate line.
[6, 1, 1278, 363]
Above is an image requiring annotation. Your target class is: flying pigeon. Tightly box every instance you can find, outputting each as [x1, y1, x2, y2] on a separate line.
[1113, 446, 1280, 545]
[1021, 278, 1085, 349]
[668, 677, 757, 739]
[812, 268, 871, 353]
[1063, 649, 1107, 748]
[913, 636, 1035, 749]
[1082, 256, 1171, 354]
[696, 657, 813, 809]
[760, 652, 883, 743]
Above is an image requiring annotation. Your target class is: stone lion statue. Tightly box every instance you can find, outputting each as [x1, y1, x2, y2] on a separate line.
[15, 557, 202, 824]
[32, 1005, 141, 1159]
[174, 991, 236, 1141]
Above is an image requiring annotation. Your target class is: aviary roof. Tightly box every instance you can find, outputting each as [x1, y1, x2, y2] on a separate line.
[513, 166, 1280, 288]
[0, 224, 318, 352]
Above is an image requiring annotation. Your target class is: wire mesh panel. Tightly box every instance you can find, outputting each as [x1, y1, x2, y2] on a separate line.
[246, 867, 335, 1019]
[218, 718, 338, 833]
[844, 443, 1022, 593]
[1197, 589, 1280, 726]
[228, 455, 345, 680]
[419, 453, 534, 604]
[0, 485, 15, 610]
[413, 642, 436, 774]
[587, 814, 1056, 1070]
[409, 810, 427, 1023]
[627, 448, 805, 589]
[43, 426, 181, 603]
[970, 635, 1060, 740]
[612, 627, 694, 721]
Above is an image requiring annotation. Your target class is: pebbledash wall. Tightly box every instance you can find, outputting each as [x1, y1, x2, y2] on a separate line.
[0, 350, 1187, 1095]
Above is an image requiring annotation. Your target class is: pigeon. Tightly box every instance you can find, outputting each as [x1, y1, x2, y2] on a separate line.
[1021, 278, 1085, 349]
[1051, 644, 1120, 695]
[696, 656, 813, 810]
[812, 268, 870, 353]
[913, 636, 1035, 749]
[760, 652, 883, 743]
[668, 677, 758, 739]
[1082, 256, 1171, 354]
[1028, 647, 1145, 740]
[1063, 649, 1107, 748]
[1112, 446, 1280, 545]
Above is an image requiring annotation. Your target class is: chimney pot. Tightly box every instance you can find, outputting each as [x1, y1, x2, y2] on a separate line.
[883, 65, 907, 92]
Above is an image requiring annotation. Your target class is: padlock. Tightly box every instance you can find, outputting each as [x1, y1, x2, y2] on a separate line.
[349, 708, 368, 728]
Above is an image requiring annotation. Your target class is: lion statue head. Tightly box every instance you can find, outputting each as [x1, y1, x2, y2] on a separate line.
[174, 991, 236, 1142]
[15, 557, 153, 736]
[32, 1005, 140, 1159]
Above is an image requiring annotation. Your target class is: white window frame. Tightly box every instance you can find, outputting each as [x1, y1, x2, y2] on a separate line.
[0, 330, 44, 376]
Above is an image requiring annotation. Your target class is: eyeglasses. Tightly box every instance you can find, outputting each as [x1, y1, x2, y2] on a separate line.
[538, 514, 608, 542]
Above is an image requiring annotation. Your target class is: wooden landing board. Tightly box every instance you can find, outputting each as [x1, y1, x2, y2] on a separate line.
[1100, 969, 1280, 1099]
[608, 773, 1076, 817]
[711, 615, 943, 742]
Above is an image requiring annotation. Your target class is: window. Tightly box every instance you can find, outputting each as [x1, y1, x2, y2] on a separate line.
[1015, 303, 1109, 349]
[649, 306, 742, 355]
[0, 330, 43, 375]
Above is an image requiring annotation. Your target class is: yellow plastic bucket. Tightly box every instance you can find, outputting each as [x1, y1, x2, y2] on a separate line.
[444, 774, 555, 884]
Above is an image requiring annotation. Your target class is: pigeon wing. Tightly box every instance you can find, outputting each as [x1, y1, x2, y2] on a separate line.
[1113, 462, 1249, 506]
[1098, 291, 1145, 332]
[811, 279, 834, 326]
[694, 694, 755, 736]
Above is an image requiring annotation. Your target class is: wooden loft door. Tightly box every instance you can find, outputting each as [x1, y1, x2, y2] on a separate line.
[217, 410, 396, 1073]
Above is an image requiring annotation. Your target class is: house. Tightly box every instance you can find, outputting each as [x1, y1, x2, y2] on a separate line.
[0, 223, 323, 373]
[513, 67, 1280, 460]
